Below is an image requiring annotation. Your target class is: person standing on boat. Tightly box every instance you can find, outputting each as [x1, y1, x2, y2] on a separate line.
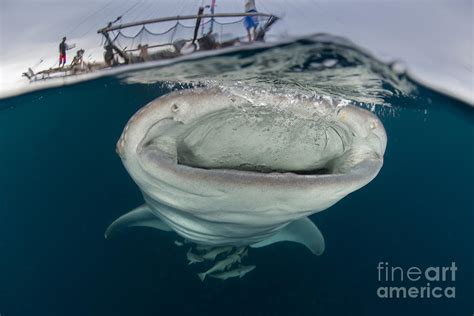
[59, 37, 75, 67]
[244, 0, 259, 42]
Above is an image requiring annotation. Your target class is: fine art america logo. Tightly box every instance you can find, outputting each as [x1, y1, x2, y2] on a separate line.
[376, 262, 457, 299]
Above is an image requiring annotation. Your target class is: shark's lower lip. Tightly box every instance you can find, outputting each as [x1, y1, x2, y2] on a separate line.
[138, 143, 383, 192]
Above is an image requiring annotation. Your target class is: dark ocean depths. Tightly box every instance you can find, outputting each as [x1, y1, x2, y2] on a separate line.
[0, 36, 472, 316]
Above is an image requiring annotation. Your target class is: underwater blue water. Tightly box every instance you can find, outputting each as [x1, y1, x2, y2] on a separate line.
[0, 38, 473, 316]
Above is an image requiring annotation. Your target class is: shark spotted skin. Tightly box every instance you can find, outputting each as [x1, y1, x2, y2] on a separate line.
[106, 87, 387, 255]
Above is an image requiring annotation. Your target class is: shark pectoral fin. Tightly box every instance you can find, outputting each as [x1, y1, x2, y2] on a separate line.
[105, 204, 172, 239]
[250, 217, 325, 255]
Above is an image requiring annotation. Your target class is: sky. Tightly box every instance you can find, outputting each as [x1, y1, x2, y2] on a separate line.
[0, 0, 472, 103]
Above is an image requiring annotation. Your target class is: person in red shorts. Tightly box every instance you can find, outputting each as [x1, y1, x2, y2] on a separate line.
[59, 37, 75, 67]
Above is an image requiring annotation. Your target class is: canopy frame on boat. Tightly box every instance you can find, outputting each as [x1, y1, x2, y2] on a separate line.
[97, 12, 278, 34]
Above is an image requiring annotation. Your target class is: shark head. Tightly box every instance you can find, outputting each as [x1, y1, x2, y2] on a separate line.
[110, 87, 386, 253]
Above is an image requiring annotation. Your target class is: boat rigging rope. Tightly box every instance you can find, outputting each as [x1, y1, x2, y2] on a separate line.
[119, 1, 143, 20]
[31, 59, 44, 71]
[64, 0, 115, 39]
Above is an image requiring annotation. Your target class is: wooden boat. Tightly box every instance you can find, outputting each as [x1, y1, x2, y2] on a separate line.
[24, 5, 279, 81]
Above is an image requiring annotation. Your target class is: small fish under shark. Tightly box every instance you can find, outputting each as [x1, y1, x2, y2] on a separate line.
[186, 248, 205, 265]
[197, 248, 248, 281]
[200, 246, 233, 261]
[208, 265, 256, 281]
[187, 246, 234, 265]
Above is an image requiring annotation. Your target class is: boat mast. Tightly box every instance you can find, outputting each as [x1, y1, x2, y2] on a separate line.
[192, 7, 205, 44]
[101, 21, 130, 64]
[209, 0, 216, 33]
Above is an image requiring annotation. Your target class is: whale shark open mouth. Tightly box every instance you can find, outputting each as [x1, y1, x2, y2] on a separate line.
[134, 90, 384, 180]
[109, 87, 387, 262]
[144, 107, 347, 175]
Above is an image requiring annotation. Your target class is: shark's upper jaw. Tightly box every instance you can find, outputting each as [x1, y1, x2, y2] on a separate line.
[114, 87, 387, 246]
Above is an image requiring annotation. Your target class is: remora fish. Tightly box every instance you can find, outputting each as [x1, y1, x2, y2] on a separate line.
[174, 240, 184, 247]
[197, 252, 242, 281]
[186, 248, 204, 265]
[209, 265, 256, 280]
[200, 246, 233, 261]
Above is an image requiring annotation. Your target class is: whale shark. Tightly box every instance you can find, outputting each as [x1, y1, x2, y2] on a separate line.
[106, 87, 387, 256]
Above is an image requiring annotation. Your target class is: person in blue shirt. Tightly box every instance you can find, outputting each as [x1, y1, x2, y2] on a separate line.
[243, 0, 259, 42]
